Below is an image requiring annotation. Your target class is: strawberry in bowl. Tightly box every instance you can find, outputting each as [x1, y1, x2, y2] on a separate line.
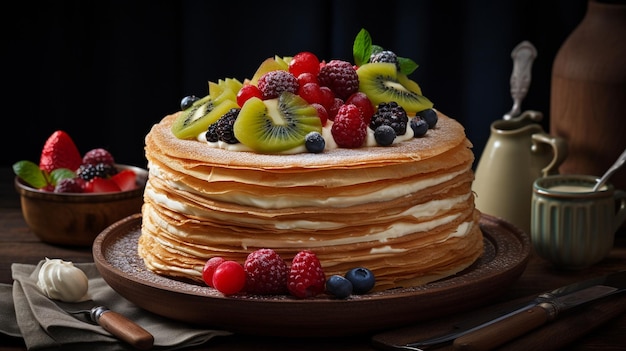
[13, 130, 148, 246]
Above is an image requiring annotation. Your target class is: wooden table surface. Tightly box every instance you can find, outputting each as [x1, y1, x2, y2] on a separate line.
[1, 167, 625, 350]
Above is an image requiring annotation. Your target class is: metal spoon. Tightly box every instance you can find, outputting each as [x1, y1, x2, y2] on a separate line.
[593, 147, 626, 191]
[502, 41, 537, 120]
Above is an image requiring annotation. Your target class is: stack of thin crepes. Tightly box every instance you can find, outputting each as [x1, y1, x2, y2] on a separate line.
[138, 112, 483, 292]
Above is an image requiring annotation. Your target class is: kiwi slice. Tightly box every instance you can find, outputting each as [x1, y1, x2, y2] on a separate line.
[357, 62, 433, 113]
[234, 91, 322, 153]
[171, 95, 239, 139]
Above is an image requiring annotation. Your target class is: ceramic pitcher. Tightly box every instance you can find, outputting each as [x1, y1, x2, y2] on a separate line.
[472, 110, 567, 234]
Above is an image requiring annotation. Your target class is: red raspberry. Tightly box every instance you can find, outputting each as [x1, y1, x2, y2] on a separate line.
[317, 60, 359, 100]
[257, 70, 299, 100]
[54, 177, 86, 193]
[331, 104, 367, 148]
[287, 250, 326, 298]
[82, 148, 115, 166]
[244, 248, 288, 295]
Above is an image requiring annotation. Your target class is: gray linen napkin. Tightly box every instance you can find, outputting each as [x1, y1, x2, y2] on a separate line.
[6, 261, 232, 350]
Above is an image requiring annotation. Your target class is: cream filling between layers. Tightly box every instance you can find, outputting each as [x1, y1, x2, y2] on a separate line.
[147, 163, 467, 209]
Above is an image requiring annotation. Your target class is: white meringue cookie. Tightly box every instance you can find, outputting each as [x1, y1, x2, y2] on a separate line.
[37, 258, 90, 302]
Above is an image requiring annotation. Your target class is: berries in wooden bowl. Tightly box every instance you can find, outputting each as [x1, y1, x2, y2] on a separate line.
[13, 130, 147, 246]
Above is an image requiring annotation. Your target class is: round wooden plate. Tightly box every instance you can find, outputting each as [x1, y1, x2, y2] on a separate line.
[93, 213, 530, 337]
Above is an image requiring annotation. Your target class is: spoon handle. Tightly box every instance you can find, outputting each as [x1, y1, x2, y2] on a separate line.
[593, 147, 626, 191]
[503, 41, 537, 120]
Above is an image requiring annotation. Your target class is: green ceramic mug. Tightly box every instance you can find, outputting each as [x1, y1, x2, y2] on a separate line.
[531, 174, 626, 269]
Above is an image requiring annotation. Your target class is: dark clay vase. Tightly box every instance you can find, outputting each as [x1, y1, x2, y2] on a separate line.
[550, 0, 626, 191]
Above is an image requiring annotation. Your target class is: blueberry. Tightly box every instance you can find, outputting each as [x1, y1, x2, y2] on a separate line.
[374, 125, 396, 146]
[305, 131, 325, 153]
[416, 108, 438, 129]
[325, 275, 353, 299]
[180, 95, 199, 110]
[345, 267, 375, 294]
[410, 117, 428, 137]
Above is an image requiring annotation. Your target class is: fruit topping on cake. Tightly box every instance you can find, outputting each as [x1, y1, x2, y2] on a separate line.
[14, 130, 139, 193]
[172, 28, 437, 153]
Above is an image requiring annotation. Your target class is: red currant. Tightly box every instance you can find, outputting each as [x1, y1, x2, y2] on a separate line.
[288, 51, 320, 77]
[346, 92, 375, 124]
[202, 256, 225, 287]
[310, 103, 328, 126]
[297, 72, 318, 86]
[212, 260, 246, 295]
[298, 82, 324, 105]
[236, 84, 263, 107]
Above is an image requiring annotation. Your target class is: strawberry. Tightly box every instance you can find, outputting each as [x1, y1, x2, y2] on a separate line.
[39, 130, 82, 173]
[84, 177, 121, 193]
[287, 250, 326, 298]
[110, 169, 137, 191]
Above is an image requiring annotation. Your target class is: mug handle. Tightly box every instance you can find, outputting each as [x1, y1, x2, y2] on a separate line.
[531, 132, 568, 177]
[614, 190, 626, 232]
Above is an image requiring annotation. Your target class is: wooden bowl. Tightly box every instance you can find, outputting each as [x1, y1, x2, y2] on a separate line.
[14, 164, 148, 246]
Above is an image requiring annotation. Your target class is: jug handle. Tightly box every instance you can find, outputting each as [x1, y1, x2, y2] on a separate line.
[531, 132, 568, 177]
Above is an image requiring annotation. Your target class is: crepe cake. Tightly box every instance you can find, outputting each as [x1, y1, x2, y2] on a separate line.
[138, 110, 483, 292]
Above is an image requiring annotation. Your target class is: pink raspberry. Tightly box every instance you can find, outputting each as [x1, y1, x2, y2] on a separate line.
[317, 60, 359, 100]
[54, 177, 86, 193]
[331, 104, 367, 148]
[257, 70, 299, 99]
[82, 148, 115, 166]
[244, 248, 289, 295]
[287, 250, 326, 298]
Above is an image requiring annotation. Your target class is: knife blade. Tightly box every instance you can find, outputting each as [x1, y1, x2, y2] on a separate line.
[452, 270, 626, 350]
[59, 301, 154, 350]
[371, 270, 626, 351]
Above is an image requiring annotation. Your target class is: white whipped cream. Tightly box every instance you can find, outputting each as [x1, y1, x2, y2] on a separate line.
[197, 120, 415, 153]
[37, 258, 89, 302]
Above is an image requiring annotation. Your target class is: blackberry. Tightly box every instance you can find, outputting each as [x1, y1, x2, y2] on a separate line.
[216, 108, 240, 144]
[317, 60, 359, 100]
[370, 50, 400, 70]
[205, 122, 219, 142]
[370, 102, 408, 136]
[77, 162, 117, 181]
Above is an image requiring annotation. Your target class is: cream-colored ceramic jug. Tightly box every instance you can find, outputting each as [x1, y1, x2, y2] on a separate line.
[472, 110, 567, 234]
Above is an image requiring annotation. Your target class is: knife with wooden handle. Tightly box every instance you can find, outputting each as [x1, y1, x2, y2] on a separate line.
[452, 284, 620, 350]
[91, 306, 154, 350]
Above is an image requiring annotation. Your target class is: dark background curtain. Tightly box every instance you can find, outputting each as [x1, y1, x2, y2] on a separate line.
[1, 0, 587, 169]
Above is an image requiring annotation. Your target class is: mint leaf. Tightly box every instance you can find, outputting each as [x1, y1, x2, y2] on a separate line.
[399, 57, 419, 75]
[371, 45, 384, 56]
[50, 168, 76, 185]
[13, 160, 49, 189]
[353, 28, 373, 67]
